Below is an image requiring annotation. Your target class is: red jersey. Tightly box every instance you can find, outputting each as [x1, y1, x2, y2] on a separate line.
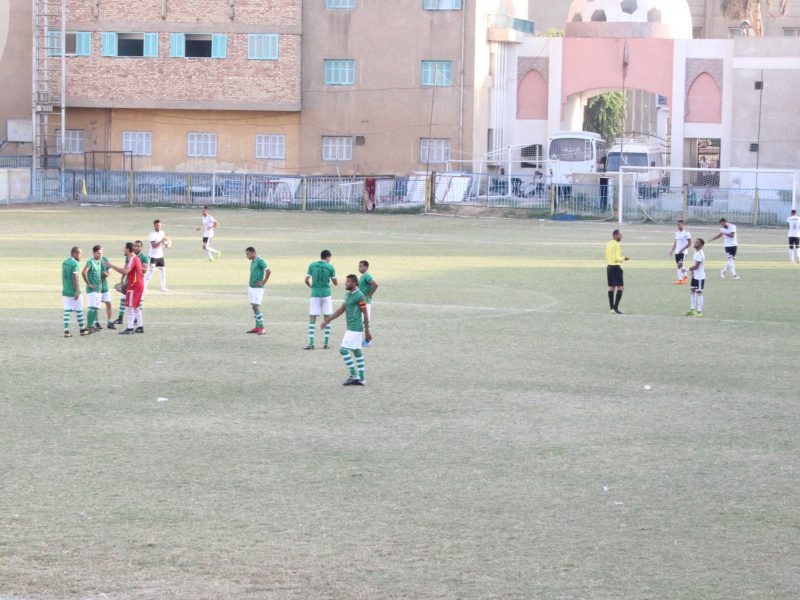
[126, 255, 144, 288]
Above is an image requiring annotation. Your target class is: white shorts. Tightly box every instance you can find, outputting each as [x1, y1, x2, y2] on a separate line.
[309, 296, 333, 316]
[101, 291, 112, 303]
[86, 292, 101, 309]
[62, 296, 83, 311]
[341, 330, 364, 350]
[248, 287, 265, 305]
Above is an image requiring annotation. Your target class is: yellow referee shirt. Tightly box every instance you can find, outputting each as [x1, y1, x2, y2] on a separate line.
[605, 240, 624, 266]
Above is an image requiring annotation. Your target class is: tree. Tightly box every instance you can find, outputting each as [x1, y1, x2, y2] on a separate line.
[583, 92, 625, 146]
[720, 0, 788, 37]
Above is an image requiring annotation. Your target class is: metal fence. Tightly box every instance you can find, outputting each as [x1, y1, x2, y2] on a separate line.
[0, 155, 33, 169]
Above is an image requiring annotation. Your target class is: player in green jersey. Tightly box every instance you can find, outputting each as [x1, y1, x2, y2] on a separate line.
[304, 249, 338, 350]
[321, 274, 372, 386]
[357, 260, 379, 347]
[61, 246, 89, 337]
[115, 240, 150, 323]
[245, 247, 271, 335]
[81, 245, 104, 332]
[99, 253, 116, 330]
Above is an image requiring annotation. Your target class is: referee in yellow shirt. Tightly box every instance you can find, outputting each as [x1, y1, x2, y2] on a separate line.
[606, 229, 629, 314]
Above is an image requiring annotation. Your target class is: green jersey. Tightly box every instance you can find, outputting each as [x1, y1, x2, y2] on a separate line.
[250, 256, 268, 287]
[138, 252, 150, 267]
[84, 258, 103, 293]
[307, 260, 336, 298]
[100, 256, 111, 293]
[61, 256, 80, 297]
[344, 290, 367, 332]
[358, 272, 374, 304]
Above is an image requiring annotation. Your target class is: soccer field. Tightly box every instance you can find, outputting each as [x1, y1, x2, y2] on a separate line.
[1, 206, 798, 599]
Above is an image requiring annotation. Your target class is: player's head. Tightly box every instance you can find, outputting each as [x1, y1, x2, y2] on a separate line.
[695, 238, 705, 249]
[134, 240, 143, 254]
[124, 242, 135, 256]
[202, 206, 209, 215]
[245, 246, 256, 260]
[70, 246, 82, 259]
[358, 260, 369, 274]
[719, 218, 728, 226]
[321, 249, 332, 261]
[153, 219, 162, 231]
[345, 274, 358, 291]
[677, 219, 685, 231]
[792, 209, 797, 216]
[92, 244, 102, 259]
[612, 229, 622, 241]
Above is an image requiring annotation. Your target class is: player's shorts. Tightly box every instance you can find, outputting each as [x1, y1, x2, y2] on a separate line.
[309, 296, 333, 316]
[365, 303, 372, 321]
[606, 265, 624, 287]
[691, 278, 705, 290]
[62, 296, 83, 311]
[341, 330, 364, 350]
[248, 286, 265, 305]
[202, 236, 212, 244]
[86, 292, 101, 309]
[101, 291, 112, 302]
[126, 285, 144, 309]
[150, 258, 165, 268]
[724, 246, 737, 257]
[789, 237, 799, 248]
[675, 253, 686, 265]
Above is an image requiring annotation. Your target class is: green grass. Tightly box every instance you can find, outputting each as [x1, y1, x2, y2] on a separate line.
[1, 206, 798, 599]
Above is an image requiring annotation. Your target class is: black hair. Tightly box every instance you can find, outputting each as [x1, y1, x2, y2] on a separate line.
[125, 242, 135, 252]
[245, 246, 256, 254]
[346, 274, 358, 283]
[92, 244, 102, 252]
[359, 259, 369, 268]
[321, 250, 332, 259]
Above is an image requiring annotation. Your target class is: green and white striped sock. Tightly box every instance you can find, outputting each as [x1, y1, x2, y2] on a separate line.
[87, 307, 97, 328]
[308, 321, 316, 346]
[255, 312, 263, 328]
[324, 324, 331, 346]
[76, 310, 85, 329]
[340, 348, 356, 377]
[63, 309, 71, 330]
[354, 349, 365, 381]
[118, 297, 126, 319]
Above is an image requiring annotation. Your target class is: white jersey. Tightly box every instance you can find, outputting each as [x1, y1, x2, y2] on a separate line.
[674, 230, 692, 254]
[202, 215, 216, 238]
[149, 230, 166, 259]
[692, 249, 706, 280]
[788, 215, 800, 238]
[720, 224, 737, 248]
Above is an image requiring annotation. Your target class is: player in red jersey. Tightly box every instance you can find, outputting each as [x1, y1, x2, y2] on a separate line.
[106, 242, 145, 334]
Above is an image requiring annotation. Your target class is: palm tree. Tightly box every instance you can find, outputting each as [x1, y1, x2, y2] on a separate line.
[721, 0, 789, 37]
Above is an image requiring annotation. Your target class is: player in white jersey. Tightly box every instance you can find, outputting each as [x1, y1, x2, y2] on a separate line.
[787, 209, 800, 264]
[709, 218, 740, 279]
[196, 206, 221, 261]
[669, 220, 692, 284]
[685, 238, 706, 317]
[146, 219, 170, 291]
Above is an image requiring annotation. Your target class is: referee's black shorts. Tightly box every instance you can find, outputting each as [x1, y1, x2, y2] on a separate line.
[607, 265, 624, 287]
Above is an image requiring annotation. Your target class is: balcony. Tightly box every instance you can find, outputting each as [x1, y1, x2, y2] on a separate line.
[488, 14, 535, 43]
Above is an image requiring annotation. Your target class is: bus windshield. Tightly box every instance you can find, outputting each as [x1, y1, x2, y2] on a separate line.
[549, 138, 593, 162]
[606, 152, 648, 172]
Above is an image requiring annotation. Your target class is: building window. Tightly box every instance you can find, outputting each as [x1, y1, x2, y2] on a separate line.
[187, 132, 218, 158]
[48, 31, 91, 56]
[100, 32, 158, 57]
[324, 59, 356, 85]
[322, 136, 353, 161]
[169, 33, 227, 58]
[783, 27, 800, 37]
[421, 60, 453, 86]
[122, 131, 152, 156]
[255, 134, 286, 160]
[420, 138, 451, 164]
[728, 26, 747, 38]
[247, 34, 279, 60]
[692, 27, 704, 39]
[326, 0, 356, 8]
[423, 0, 462, 9]
[521, 144, 543, 169]
[56, 130, 84, 154]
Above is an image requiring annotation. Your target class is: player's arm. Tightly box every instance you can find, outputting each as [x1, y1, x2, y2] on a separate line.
[709, 232, 723, 242]
[320, 303, 345, 328]
[688, 259, 701, 273]
[668, 241, 676, 256]
[81, 265, 94, 289]
[367, 279, 378, 299]
[360, 301, 372, 342]
[211, 218, 219, 229]
[680, 239, 692, 254]
[304, 274, 312, 288]
[331, 277, 338, 286]
[256, 268, 271, 287]
[72, 271, 80, 300]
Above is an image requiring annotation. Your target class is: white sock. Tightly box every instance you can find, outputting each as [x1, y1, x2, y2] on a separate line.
[160, 268, 166, 288]
[729, 259, 736, 276]
[127, 307, 135, 329]
[145, 264, 155, 284]
[677, 268, 683, 280]
[696, 294, 704, 312]
[207, 249, 215, 260]
[135, 308, 143, 327]
[690, 293, 696, 310]
[791, 250, 796, 263]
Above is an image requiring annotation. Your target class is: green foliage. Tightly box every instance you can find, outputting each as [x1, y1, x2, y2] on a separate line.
[543, 27, 564, 38]
[583, 91, 625, 145]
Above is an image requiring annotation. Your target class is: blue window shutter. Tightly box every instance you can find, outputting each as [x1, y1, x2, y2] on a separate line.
[101, 32, 117, 57]
[47, 31, 60, 57]
[247, 34, 257, 59]
[211, 34, 228, 59]
[169, 33, 185, 58]
[76, 32, 91, 56]
[270, 34, 279, 59]
[144, 32, 159, 57]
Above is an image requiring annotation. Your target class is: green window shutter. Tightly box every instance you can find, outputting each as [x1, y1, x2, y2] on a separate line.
[47, 31, 60, 57]
[76, 32, 91, 56]
[100, 32, 117, 57]
[211, 34, 227, 59]
[144, 32, 159, 57]
[169, 33, 185, 58]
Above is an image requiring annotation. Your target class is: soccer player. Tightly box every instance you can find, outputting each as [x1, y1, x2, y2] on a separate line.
[357, 260, 378, 346]
[304, 249, 337, 350]
[787, 209, 800, 264]
[605, 229, 629, 315]
[116, 240, 150, 323]
[321, 274, 372, 386]
[245, 247, 271, 335]
[685, 238, 707, 317]
[669, 220, 692, 284]
[709, 218, 740, 279]
[81, 245, 104, 332]
[99, 250, 116, 330]
[146, 219, 169, 291]
[62, 246, 89, 337]
[197, 206, 221, 261]
[106, 242, 145, 334]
